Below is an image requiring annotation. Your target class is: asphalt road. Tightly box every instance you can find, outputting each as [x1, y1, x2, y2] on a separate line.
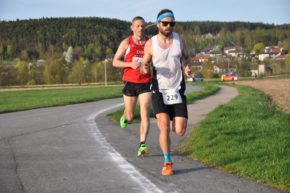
[0, 85, 285, 193]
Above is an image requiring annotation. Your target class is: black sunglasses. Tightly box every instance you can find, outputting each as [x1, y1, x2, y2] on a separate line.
[160, 21, 176, 27]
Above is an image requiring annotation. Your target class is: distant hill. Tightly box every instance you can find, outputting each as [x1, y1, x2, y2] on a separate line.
[0, 17, 289, 86]
[0, 17, 131, 60]
[0, 17, 289, 60]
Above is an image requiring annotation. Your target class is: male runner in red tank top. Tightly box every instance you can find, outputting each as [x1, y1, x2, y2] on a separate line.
[113, 16, 151, 157]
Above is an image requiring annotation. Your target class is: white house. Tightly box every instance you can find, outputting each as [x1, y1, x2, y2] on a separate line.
[258, 54, 270, 61]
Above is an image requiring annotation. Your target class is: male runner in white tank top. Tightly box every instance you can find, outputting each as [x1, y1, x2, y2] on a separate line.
[141, 9, 192, 175]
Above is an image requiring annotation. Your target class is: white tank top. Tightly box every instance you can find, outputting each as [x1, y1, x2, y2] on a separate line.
[152, 32, 182, 90]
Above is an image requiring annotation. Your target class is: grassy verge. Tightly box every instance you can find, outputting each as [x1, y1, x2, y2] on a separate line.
[186, 82, 220, 104]
[107, 82, 220, 124]
[180, 85, 290, 192]
[0, 60, 15, 66]
[0, 86, 123, 113]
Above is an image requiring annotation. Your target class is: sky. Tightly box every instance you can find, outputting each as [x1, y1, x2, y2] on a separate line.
[1, 0, 290, 25]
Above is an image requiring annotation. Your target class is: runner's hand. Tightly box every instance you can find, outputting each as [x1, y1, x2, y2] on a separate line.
[131, 61, 141, 69]
[140, 63, 149, 74]
[184, 65, 191, 77]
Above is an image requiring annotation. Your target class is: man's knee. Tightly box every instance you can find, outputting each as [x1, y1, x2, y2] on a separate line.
[170, 124, 186, 136]
[174, 120, 187, 136]
[157, 120, 170, 133]
[175, 128, 186, 136]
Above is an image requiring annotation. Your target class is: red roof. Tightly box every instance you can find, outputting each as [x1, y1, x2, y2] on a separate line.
[271, 46, 281, 55]
[192, 54, 210, 62]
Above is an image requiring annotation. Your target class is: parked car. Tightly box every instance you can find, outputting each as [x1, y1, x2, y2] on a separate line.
[221, 73, 239, 81]
[186, 77, 194, 82]
[193, 75, 204, 82]
[187, 74, 204, 82]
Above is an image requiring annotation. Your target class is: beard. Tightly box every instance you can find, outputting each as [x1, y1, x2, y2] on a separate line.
[160, 28, 173, 37]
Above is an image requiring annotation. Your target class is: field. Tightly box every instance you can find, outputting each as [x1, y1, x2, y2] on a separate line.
[0, 86, 123, 113]
[236, 79, 290, 114]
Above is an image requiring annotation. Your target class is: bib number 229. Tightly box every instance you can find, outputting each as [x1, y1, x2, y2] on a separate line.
[161, 89, 182, 105]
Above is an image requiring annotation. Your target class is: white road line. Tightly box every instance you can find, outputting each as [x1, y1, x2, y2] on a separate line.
[87, 103, 164, 193]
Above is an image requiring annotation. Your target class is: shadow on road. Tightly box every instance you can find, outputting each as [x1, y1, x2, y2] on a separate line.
[173, 166, 209, 175]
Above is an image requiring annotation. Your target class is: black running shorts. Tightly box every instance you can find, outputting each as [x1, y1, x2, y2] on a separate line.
[122, 82, 151, 97]
[152, 91, 188, 120]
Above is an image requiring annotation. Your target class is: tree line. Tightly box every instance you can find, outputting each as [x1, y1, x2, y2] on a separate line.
[0, 17, 289, 85]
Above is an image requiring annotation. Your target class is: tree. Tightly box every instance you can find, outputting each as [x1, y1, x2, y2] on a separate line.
[68, 58, 86, 84]
[6, 44, 14, 59]
[0, 43, 4, 60]
[193, 25, 201, 36]
[0, 65, 17, 86]
[15, 60, 28, 85]
[85, 44, 95, 60]
[253, 42, 265, 54]
[286, 54, 290, 67]
[201, 60, 214, 78]
[64, 46, 74, 63]
[20, 50, 29, 60]
[27, 62, 37, 85]
[282, 37, 290, 51]
[237, 57, 251, 77]
[94, 45, 102, 58]
[91, 61, 103, 82]
[105, 47, 113, 56]
[43, 57, 63, 84]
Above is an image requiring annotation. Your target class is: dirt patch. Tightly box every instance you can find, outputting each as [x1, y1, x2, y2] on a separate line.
[236, 79, 290, 114]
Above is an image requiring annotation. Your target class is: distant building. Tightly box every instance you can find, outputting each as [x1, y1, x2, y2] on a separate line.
[259, 64, 265, 75]
[258, 54, 270, 61]
[275, 55, 286, 61]
[250, 70, 258, 77]
[192, 54, 210, 63]
[265, 46, 281, 55]
[36, 59, 46, 67]
[224, 46, 243, 57]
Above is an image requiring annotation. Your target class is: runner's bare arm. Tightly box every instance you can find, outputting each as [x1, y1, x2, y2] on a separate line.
[140, 39, 153, 74]
[180, 36, 192, 77]
[112, 38, 140, 69]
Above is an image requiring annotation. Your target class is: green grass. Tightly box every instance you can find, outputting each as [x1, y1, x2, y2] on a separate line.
[107, 82, 220, 124]
[0, 86, 123, 113]
[186, 82, 220, 104]
[0, 60, 15, 66]
[180, 85, 290, 192]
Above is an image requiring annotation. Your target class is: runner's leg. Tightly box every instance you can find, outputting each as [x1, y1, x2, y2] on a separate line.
[156, 113, 171, 155]
[172, 117, 187, 136]
[123, 95, 138, 122]
[157, 113, 174, 175]
[138, 92, 151, 142]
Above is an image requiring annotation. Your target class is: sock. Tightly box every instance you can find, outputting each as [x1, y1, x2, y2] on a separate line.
[139, 141, 145, 147]
[122, 115, 127, 122]
[164, 153, 171, 163]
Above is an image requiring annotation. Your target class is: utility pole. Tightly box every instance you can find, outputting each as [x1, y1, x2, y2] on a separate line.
[104, 58, 107, 86]
[227, 58, 230, 73]
[104, 55, 113, 86]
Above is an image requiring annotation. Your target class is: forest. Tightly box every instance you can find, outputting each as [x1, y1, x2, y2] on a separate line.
[0, 17, 289, 86]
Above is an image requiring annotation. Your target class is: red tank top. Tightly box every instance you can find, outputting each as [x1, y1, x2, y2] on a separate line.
[122, 36, 151, 83]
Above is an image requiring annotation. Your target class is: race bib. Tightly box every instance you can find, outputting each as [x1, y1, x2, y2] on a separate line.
[132, 56, 143, 63]
[161, 88, 182, 105]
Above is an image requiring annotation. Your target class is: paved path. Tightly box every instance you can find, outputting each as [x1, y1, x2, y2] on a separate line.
[0, 85, 285, 193]
[187, 85, 239, 128]
[97, 85, 284, 193]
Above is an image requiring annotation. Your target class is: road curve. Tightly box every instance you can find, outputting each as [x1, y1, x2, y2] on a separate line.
[0, 85, 284, 193]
